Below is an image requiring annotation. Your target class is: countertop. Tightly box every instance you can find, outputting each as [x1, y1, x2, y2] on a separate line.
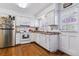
[30, 30, 60, 35]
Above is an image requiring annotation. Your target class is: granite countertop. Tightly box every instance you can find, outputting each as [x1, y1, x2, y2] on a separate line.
[30, 30, 60, 35]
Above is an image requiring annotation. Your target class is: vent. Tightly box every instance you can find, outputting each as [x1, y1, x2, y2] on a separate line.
[63, 3, 73, 8]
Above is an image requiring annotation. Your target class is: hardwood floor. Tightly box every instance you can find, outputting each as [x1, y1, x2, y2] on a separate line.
[0, 43, 69, 56]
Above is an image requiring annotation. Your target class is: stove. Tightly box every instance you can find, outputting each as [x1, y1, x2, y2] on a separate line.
[20, 27, 31, 44]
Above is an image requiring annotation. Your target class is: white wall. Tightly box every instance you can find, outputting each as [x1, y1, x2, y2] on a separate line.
[0, 8, 19, 16]
[0, 7, 36, 27]
[16, 16, 39, 28]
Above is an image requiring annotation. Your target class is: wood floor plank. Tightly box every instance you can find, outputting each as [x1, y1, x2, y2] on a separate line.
[0, 43, 69, 56]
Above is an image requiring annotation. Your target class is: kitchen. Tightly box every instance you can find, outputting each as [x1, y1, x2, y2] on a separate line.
[0, 3, 79, 56]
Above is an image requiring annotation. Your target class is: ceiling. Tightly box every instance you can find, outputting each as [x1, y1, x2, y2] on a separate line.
[0, 3, 53, 16]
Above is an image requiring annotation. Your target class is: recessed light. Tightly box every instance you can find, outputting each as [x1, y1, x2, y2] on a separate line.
[16, 3, 28, 8]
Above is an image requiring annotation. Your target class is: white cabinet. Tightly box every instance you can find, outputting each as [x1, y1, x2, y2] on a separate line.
[30, 33, 35, 42]
[35, 33, 47, 49]
[49, 35, 58, 52]
[69, 35, 79, 55]
[36, 33, 40, 44]
[38, 34, 45, 47]
[42, 34, 47, 48]
[44, 34, 58, 52]
[59, 34, 69, 51]
[69, 36, 79, 50]
[31, 33, 37, 42]
[45, 35, 50, 50]
[37, 33, 41, 44]
[35, 33, 58, 52]
[16, 33, 21, 44]
[46, 11, 55, 25]
[59, 33, 79, 56]
[30, 33, 39, 42]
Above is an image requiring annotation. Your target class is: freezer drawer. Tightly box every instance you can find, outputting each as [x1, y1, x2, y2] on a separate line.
[0, 29, 15, 48]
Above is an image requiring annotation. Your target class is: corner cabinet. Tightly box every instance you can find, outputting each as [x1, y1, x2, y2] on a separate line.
[35, 33, 58, 52]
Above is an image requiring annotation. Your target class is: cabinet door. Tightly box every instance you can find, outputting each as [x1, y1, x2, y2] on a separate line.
[49, 35, 58, 52]
[36, 33, 40, 44]
[16, 33, 21, 44]
[33, 33, 37, 42]
[30, 33, 35, 42]
[39, 34, 43, 46]
[42, 34, 48, 49]
[46, 11, 55, 25]
[69, 36, 79, 55]
[59, 35, 69, 51]
[45, 35, 50, 50]
[38, 33, 41, 44]
[40, 34, 45, 47]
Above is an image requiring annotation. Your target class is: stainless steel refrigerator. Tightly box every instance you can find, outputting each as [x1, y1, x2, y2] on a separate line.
[0, 15, 15, 48]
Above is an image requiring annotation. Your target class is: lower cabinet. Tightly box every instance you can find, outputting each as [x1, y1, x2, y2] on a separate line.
[59, 34, 69, 52]
[49, 35, 58, 52]
[37, 34, 46, 48]
[35, 33, 58, 52]
[69, 36, 79, 55]
[36, 33, 40, 44]
[44, 35, 50, 50]
[31, 33, 37, 42]
[41, 34, 46, 48]
[16, 33, 21, 44]
[30, 33, 35, 42]
[59, 33, 79, 56]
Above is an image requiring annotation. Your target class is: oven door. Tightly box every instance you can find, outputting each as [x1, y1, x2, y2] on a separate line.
[21, 32, 30, 41]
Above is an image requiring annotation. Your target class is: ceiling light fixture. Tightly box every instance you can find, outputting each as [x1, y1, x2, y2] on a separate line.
[16, 3, 28, 8]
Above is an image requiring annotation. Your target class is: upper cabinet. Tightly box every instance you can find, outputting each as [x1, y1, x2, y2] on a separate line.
[45, 10, 55, 25]
[36, 4, 59, 26]
[60, 4, 79, 31]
